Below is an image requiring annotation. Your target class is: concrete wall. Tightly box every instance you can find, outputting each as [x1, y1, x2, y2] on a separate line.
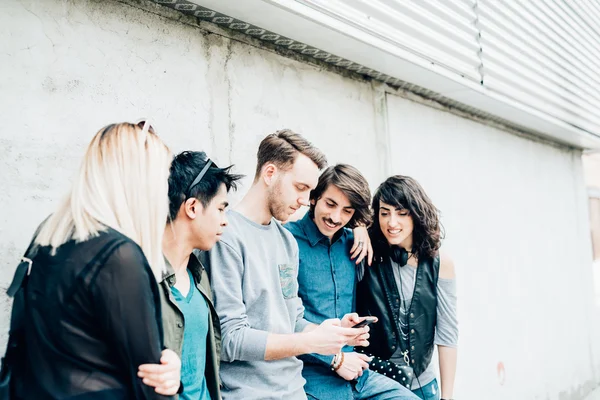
[387, 94, 600, 400]
[1, 0, 599, 399]
[583, 154, 600, 191]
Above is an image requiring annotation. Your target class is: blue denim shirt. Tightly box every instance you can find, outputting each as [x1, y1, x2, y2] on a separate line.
[285, 213, 359, 368]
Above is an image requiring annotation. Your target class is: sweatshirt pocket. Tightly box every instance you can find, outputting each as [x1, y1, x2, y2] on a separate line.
[277, 263, 299, 299]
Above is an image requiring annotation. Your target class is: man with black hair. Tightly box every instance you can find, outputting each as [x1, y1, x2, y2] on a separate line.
[139, 151, 243, 400]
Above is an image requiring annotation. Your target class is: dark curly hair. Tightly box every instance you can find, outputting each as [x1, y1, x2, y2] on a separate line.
[370, 175, 443, 261]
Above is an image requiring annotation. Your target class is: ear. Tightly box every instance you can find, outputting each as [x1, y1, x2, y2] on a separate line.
[183, 197, 203, 220]
[262, 163, 278, 186]
[310, 198, 316, 206]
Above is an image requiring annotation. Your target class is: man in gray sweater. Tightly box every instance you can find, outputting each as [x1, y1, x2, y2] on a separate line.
[200, 130, 370, 400]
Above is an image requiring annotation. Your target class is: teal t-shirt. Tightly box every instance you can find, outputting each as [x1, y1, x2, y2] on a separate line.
[170, 269, 211, 400]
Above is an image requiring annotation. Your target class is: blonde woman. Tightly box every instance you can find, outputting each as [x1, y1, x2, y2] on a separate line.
[9, 122, 178, 399]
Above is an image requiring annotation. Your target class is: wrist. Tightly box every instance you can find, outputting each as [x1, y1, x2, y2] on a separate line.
[331, 351, 344, 371]
[297, 331, 314, 354]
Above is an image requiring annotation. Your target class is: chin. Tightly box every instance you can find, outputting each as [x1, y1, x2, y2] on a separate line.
[385, 237, 403, 246]
[196, 241, 215, 252]
[275, 212, 291, 222]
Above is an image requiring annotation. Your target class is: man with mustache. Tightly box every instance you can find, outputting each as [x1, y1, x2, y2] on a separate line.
[286, 164, 419, 399]
[199, 131, 370, 400]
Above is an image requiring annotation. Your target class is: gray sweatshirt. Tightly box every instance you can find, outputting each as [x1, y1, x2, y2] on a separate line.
[199, 210, 310, 400]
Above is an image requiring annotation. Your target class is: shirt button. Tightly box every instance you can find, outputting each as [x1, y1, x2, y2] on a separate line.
[410, 313, 414, 318]
[411, 359, 415, 364]
[410, 329, 415, 334]
[411, 346, 415, 350]
[177, 322, 183, 328]
[391, 345, 396, 350]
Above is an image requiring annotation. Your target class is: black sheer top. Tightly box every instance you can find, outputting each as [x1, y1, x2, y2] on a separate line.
[15, 227, 173, 400]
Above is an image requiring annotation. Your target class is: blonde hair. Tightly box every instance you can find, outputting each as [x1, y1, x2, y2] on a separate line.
[35, 122, 172, 279]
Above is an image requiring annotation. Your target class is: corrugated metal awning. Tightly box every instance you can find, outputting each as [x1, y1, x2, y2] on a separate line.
[296, 0, 482, 82]
[154, 0, 600, 149]
[478, 0, 600, 137]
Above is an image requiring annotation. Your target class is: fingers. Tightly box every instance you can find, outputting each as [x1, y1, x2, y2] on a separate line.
[138, 369, 177, 382]
[345, 313, 360, 324]
[138, 363, 170, 374]
[147, 378, 179, 396]
[141, 376, 177, 388]
[350, 226, 367, 260]
[336, 326, 368, 337]
[323, 318, 342, 326]
[350, 243, 363, 260]
[354, 246, 366, 264]
[366, 241, 373, 266]
[349, 238, 359, 255]
[160, 349, 180, 365]
[347, 332, 370, 347]
[357, 353, 373, 362]
[155, 385, 179, 396]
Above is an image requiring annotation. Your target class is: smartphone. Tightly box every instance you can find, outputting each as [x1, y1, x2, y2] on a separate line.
[352, 317, 377, 329]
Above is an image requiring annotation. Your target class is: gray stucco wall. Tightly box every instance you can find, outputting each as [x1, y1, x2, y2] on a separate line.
[1, 1, 599, 399]
[0, 0, 379, 337]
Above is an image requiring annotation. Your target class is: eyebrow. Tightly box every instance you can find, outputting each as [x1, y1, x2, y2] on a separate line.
[325, 197, 354, 209]
[380, 205, 402, 211]
[221, 201, 229, 208]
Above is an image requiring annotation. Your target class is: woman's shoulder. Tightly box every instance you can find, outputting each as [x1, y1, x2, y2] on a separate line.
[437, 251, 455, 279]
[76, 228, 147, 270]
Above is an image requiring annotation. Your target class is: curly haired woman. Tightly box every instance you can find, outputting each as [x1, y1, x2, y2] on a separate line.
[357, 175, 458, 400]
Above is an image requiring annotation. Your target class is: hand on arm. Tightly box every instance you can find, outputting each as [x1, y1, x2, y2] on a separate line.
[138, 349, 181, 396]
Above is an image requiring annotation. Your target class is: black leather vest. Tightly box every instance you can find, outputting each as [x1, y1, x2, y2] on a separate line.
[357, 254, 439, 376]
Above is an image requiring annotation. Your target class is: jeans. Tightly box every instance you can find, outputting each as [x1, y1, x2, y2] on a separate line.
[304, 367, 420, 400]
[412, 379, 440, 400]
[354, 370, 420, 400]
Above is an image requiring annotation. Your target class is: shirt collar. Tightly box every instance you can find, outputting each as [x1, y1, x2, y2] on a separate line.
[299, 211, 347, 247]
[161, 252, 203, 284]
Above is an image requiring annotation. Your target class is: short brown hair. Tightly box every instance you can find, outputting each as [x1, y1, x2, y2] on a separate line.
[310, 164, 372, 229]
[254, 129, 327, 180]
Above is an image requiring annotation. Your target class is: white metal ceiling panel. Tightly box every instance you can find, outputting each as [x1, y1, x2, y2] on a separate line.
[478, 0, 600, 135]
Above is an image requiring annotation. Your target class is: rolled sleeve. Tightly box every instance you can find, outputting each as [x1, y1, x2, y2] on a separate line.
[295, 316, 311, 333]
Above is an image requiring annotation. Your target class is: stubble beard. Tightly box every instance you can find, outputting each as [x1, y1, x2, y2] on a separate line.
[267, 181, 289, 222]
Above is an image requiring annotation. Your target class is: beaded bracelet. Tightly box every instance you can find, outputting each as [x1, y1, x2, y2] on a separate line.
[331, 352, 342, 371]
[333, 352, 345, 372]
